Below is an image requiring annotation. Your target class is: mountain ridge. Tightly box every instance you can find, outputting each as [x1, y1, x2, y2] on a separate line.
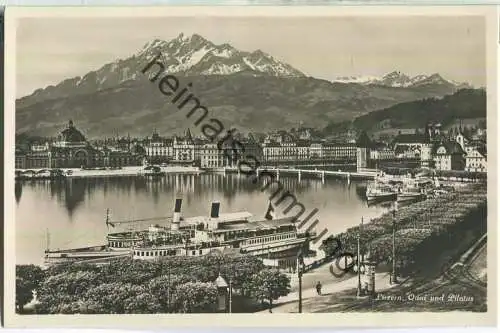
[16, 33, 478, 138]
[333, 71, 472, 89]
[17, 33, 305, 107]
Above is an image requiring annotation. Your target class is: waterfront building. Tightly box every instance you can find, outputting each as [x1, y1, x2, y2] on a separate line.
[200, 143, 225, 168]
[262, 140, 282, 162]
[394, 145, 421, 159]
[454, 130, 487, 172]
[244, 134, 264, 162]
[280, 134, 298, 161]
[224, 134, 264, 167]
[432, 141, 466, 171]
[15, 120, 140, 169]
[391, 124, 445, 167]
[309, 142, 323, 159]
[323, 142, 357, 161]
[392, 133, 427, 158]
[464, 147, 487, 172]
[370, 148, 396, 160]
[296, 140, 310, 160]
[49, 120, 99, 168]
[31, 142, 51, 152]
[116, 135, 132, 152]
[52, 120, 87, 149]
[420, 143, 434, 168]
[356, 131, 372, 171]
[26, 150, 52, 168]
[173, 129, 195, 163]
[261, 135, 356, 163]
[144, 130, 174, 163]
[15, 147, 27, 169]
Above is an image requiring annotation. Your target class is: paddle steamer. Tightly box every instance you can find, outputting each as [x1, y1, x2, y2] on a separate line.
[44, 199, 313, 269]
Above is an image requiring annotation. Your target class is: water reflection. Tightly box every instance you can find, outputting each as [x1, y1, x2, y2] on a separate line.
[15, 181, 22, 204]
[16, 173, 390, 265]
[14, 174, 382, 218]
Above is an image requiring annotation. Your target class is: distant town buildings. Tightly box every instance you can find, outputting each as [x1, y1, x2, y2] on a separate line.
[432, 142, 466, 171]
[15, 120, 487, 174]
[455, 130, 487, 172]
[390, 122, 486, 172]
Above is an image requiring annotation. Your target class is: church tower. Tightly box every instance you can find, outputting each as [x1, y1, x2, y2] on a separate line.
[356, 131, 372, 171]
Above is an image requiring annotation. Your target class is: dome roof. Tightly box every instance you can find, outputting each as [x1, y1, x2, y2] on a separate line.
[60, 120, 86, 143]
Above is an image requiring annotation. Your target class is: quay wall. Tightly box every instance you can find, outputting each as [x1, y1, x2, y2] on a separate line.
[15, 166, 203, 180]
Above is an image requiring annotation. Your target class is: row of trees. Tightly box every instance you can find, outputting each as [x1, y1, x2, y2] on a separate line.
[16, 253, 291, 314]
[322, 184, 487, 275]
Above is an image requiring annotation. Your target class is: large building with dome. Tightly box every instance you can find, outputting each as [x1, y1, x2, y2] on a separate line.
[15, 120, 142, 169]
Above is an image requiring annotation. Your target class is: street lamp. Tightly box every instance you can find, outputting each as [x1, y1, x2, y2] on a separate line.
[297, 248, 304, 314]
[390, 201, 399, 285]
[356, 217, 364, 297]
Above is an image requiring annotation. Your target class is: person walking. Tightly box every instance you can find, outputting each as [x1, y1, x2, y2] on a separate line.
[316, 281, 322, 296]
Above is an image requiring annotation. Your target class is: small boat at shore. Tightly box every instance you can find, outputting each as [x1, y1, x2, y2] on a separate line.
[366, 184, 397, 202]
[365, 172, 397, 203]
[395, 177, 430, 202]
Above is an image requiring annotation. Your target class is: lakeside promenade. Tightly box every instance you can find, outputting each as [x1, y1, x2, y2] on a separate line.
[15, 165, 204, 179]
[259, 183, 487, 313]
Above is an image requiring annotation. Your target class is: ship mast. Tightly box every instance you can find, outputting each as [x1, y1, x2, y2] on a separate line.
[45, 228, 50, 252]
[105, 208, 110, 227]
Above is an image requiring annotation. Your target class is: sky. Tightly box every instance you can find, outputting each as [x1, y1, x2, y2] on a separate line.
[16, 15, 486, 98]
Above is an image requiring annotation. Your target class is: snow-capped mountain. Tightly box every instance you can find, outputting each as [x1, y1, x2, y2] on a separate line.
[333, 75, 380, 84]
[19, 33, 305, 105]
[333, 71, 472, 89]
[17, 33, 477, 138]
[136, 33, 305, 77]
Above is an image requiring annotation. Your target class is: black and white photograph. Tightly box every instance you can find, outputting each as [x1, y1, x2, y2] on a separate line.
[3, 6, 496, 328]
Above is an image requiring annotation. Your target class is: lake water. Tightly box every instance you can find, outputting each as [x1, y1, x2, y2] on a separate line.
[15, 173, 389, 265]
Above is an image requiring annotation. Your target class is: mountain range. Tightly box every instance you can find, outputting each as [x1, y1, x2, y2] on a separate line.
[333, 71, 472, 89]
[16, 33, 480, 138]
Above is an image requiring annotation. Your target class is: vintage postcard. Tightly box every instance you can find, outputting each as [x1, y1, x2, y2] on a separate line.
[3, 5, 497, 328]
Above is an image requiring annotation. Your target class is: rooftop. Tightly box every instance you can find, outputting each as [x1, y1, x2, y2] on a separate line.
[432, 141, 465, 155]
[215, 217, 296, 232]
[181, 212, 254, 227]
[393, 133, 430, 144]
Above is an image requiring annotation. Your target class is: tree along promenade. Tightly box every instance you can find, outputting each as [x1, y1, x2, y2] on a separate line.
[15, 254, 292, 314]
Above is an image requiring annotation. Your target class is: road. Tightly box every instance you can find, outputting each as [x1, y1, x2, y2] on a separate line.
[259, 234, 487, 313]
[257, 262, 399, 313]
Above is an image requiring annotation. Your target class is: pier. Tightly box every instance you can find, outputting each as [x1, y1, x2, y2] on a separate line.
[220, 166, 377, 182]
